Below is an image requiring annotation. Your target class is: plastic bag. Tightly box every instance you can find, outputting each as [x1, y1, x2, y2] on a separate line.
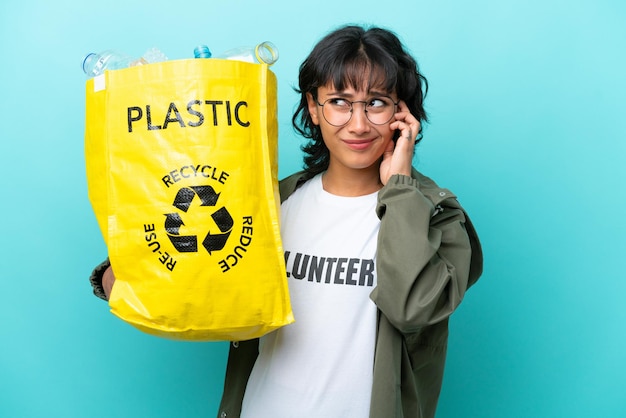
[84, 59, 293, 341]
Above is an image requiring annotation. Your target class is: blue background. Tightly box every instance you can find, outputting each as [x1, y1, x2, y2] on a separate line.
[1, 0, 624, 416]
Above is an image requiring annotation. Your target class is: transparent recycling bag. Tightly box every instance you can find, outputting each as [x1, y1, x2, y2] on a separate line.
[84, 59, 294, 341]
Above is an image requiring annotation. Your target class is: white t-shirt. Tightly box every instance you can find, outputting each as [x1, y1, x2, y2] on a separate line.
[240, 174, 380, 418]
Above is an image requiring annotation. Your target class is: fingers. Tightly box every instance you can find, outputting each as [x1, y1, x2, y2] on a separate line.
[380, 100, 419, 182]
[390, 100, 420, 142]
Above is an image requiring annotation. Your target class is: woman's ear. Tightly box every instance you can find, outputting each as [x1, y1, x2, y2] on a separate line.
[306, 92, 320, 125]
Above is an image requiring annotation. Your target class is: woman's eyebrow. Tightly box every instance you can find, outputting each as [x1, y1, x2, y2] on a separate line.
[367, 89, 393, 97]
[324, 90, 353, 97]
[324, 89, 390, 98]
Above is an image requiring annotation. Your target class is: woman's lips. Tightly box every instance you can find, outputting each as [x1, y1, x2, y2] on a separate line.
[343, 139, 374, 151]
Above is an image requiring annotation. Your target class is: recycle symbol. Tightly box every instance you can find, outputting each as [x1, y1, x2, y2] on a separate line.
[164, 185, 233, 254]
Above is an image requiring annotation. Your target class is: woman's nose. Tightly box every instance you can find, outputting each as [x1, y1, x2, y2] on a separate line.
[347, 103, 370, 133]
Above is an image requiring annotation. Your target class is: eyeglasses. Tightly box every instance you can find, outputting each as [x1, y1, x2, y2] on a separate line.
[316, 97, 399, 126]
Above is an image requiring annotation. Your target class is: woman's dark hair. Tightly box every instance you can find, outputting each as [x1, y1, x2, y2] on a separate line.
[292, 24, 429, 178]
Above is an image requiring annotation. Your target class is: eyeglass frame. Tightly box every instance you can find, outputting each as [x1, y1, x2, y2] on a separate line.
[315, 96, 400, 127]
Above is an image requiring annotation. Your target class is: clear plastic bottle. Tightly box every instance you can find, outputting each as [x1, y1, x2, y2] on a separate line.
[193, 45, 212, 58]
[142, 47, 168, 64]
[216, 41, 279, 65]
[82, 47, 168, 77]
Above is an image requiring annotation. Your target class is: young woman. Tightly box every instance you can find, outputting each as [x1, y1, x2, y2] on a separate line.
[90, 25, 483, 418]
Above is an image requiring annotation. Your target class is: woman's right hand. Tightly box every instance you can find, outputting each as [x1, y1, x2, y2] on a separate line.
[102, 265, 116, 299]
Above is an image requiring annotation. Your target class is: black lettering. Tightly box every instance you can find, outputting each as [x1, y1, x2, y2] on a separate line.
[161, 165, 229, 187]
[292, 253, 309, 280]
[180, 166, 192, 178]
[187, 100, 204, 127]
[359, 259, 375, 286]
[128, 100, 253, 131]
[162, 102, 186, 129]
[334, 258, 348, 284]
[205, 100, 224, 126]
[345, 258, 359, 285]
[148, 241, 161, 253]
[284, 251, 291, 277]
[226, 254, 238, 267]
[200, 165, 211, 177]
[308, 256, 325, 283]
[325, 258, 337, 283]
[234, 101, 250, 127]
[219, 171, 229, 184]
[285, 252, 375, 287]
[162, 175, 174, 187]
[169, 170, 181, 183]
[226, 101, 232, 126]
[127, 106, 143, 132]
[146, 105, 162, 130]
[219, 259, 230, 272]
[234, 246, 247, 257]
[158, 252, 176, 271]
[164, 257, 176, 271]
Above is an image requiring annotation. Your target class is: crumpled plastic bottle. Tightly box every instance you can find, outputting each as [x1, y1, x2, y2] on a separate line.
[82, 47, 168, 77]
[212, 41, 279, 65]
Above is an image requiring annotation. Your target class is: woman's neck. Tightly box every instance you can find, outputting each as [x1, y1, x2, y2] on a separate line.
[321, 165, 382, 197]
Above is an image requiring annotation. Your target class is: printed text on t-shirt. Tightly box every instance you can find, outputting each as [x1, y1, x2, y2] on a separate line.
[284, 251, 375, 287]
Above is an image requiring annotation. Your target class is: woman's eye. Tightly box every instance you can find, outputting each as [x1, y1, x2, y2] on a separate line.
[368, 98, 387, 108]
[328, 98, 350, 108]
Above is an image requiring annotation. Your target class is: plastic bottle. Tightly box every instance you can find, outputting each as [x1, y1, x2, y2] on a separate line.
[142, 47, 168, 64]
[82, 47, 168, 77]
[193, 45, 212, 58]
[216, 41, 279, 65]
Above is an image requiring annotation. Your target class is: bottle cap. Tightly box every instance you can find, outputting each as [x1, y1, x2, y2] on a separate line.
[254, 42, 278, 65]
[194, 45, 212, 58]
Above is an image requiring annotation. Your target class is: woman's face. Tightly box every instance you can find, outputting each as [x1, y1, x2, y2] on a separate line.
[307, 84, 398, 174]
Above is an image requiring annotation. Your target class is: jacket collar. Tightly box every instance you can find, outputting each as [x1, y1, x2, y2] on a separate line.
[279, 169, 456, 207]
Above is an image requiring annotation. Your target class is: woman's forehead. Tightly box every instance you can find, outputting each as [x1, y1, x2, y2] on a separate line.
[319, 58, 394, 93]
[318, 83, 395, 97]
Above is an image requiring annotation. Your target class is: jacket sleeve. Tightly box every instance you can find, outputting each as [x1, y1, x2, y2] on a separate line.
[371, 174, 482, 334]
[89, 258, 111, 301]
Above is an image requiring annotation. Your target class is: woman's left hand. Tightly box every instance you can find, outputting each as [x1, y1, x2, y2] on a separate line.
[380, 100, 420, 185]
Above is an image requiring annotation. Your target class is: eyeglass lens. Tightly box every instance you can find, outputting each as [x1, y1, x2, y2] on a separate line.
[320, 98, 397, 126]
